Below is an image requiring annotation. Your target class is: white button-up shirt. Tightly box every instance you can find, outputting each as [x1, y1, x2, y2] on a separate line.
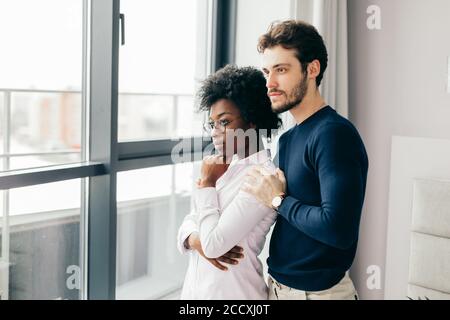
[177, 149, 277, 300]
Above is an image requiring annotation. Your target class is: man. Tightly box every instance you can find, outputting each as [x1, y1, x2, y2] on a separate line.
[241, 20, 368, 300]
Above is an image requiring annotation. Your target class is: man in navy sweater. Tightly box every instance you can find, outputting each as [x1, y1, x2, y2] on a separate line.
[242, 20, 368, 300]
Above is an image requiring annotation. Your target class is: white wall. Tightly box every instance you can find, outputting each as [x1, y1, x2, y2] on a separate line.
[235, 0, 294, 67]
[235, 0, 295, 284]
[235, 0, 297, 131]
[348, 0, 450, 300]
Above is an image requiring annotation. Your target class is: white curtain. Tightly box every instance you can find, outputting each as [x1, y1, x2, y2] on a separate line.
[291, 0, 349, 118]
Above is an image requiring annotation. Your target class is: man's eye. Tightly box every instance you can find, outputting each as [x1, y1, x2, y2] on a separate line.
[277, 68, 286, 73]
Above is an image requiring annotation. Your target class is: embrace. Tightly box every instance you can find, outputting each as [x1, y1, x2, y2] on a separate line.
[177, 20, 368, 300]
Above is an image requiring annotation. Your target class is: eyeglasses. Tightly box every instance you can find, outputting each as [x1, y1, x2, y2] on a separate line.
[203, 117, 241, 133]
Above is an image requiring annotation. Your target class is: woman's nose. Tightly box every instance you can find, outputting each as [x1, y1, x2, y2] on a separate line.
[211, 127, 222, 138]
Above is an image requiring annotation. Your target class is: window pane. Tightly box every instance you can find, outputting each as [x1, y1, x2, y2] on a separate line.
[118, 0, 208, 141]
[0, 1, 82, 91]
[0, 92, 4, 155]
[116, 163, 198, 299]
[10, 92, 82, 154]
[8, 154, 81, 172]
[0, 1, 84, 172]
[0, 179, 82, 300]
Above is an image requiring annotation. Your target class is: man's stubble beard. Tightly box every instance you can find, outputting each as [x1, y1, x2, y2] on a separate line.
[272, 74, 308, 114]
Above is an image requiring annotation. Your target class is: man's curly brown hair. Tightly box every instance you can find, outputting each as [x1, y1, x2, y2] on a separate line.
[257, 20, 328, 87]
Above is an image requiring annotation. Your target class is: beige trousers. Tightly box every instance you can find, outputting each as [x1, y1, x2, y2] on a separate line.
[268, 272, 358, 300]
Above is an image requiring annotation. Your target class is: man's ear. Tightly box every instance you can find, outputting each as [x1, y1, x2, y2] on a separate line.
[249, 123, 257, 129]
[307, 60, 321, 79]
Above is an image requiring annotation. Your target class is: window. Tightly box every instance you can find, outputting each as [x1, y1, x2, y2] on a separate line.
[0, 0, 84, 173]
[0, 0, 86, 301]
[116, 163, 196, 299]
[0, 179, 82, 300]
[0, 0, 234, 300]
[118, 0, 208, 141]
[0, 93, 4, 160]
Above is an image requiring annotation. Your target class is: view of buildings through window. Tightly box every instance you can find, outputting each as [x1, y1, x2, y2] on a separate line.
[0, 0, 207, 299]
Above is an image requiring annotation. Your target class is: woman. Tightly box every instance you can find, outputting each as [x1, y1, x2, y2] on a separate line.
[177, 65, 283, 299]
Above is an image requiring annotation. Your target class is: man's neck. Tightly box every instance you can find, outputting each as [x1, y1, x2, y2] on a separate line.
[289, 90, 327, 125]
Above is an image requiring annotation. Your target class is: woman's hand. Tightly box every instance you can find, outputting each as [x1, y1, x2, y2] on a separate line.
[187, 233, 244, 271]
[197, 155, 229, 188]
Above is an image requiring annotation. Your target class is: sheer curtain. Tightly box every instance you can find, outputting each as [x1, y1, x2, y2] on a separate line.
[291, 0, 349, 118]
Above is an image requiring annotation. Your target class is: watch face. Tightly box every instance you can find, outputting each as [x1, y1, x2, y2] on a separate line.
[272, 196, 282, 207]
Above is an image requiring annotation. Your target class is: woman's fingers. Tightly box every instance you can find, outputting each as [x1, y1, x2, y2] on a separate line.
[209, 259, 228, 271]
[217, 256, 239, 265]
[222, 251, 244, 260]
[229, 245, 244, 253]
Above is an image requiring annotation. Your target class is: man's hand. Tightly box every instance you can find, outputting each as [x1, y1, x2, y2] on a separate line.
[187, 233, 244, 271]
[241, 166, 287, 208]
[197, 155, 229, 188]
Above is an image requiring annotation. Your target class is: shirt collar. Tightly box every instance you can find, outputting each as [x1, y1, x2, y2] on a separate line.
[215, 149, 271, 191]
[215, 149, 273, 191]
[230, 149, 272, 167]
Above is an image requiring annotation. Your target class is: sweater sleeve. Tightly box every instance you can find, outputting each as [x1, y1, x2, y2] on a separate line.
[277, 123, 368, 250]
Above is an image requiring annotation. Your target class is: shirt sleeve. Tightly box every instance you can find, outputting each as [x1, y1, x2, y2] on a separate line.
[195, 186, 275, 259]
[277, 123, 368, 250]
[176, 209, 199, 255]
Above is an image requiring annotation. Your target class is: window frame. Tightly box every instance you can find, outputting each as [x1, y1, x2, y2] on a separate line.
[0, 0, 236, 300]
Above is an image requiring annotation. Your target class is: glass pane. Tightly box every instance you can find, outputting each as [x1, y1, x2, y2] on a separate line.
[0, 92, 4, 155]
[118, 0, 207, 141]
[116, 163, 198, 299]
[0, 179, 82, 300]
[10, 92, 82, 154]
[0, 1, 83, 172]
[0, 1, 82, 91]
[8, 154, 81, 172]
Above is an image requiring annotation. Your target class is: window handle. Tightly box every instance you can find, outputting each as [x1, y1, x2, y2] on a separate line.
[119, 13, 125, 46]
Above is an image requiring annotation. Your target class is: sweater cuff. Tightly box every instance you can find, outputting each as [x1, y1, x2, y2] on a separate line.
[278, 195, 299, 219]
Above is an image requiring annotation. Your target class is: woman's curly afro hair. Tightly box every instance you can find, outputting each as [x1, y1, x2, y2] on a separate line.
[197, 65, 282, 136]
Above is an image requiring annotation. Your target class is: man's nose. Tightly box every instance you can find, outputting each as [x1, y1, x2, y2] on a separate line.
[266, 73, 277, 90]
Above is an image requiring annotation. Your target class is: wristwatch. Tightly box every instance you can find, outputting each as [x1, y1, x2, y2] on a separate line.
[271, 194, 285, 210]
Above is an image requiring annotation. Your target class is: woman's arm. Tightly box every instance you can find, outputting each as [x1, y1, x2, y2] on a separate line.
[177, 200, 245, 269]
[177, 210, 199, 254]
[196, 187, 275, 259]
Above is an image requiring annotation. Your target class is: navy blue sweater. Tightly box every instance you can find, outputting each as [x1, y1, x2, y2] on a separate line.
[269, 106, 368, 291]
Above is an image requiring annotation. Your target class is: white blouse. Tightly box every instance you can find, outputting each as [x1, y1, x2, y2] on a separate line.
[177, 149, 277, 300]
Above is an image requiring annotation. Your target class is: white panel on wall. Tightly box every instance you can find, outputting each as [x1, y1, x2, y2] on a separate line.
[385, 136, 450, 300]
[411, 179, 450, 239]
[408, 232, 450, 296]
